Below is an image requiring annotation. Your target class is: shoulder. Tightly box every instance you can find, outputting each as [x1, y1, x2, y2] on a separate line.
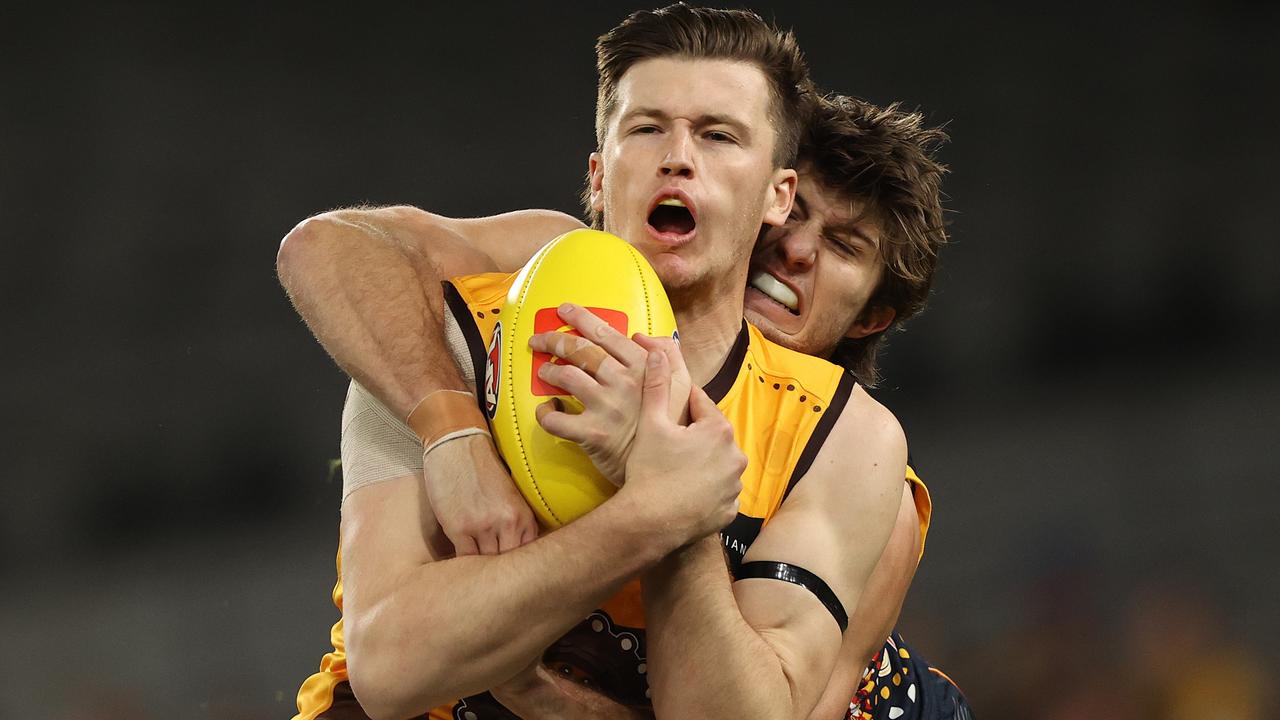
[797, 384, 907, 519]
[832, 386, 907, 456]
[825, 387, 908, 494]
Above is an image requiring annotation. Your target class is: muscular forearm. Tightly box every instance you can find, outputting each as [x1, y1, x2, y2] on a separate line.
[345, 488, 679, 719]
[276, 207, 492, 417]
[642, 537, 815, 720]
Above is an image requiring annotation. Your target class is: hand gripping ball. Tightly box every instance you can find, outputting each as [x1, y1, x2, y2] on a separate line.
[484, 229, 678, 528]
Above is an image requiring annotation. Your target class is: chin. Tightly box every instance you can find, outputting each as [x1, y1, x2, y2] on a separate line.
[649, 254, 705, 294]
[744, 307, 802, 350]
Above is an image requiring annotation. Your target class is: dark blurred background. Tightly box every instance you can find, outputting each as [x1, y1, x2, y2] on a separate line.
[3, 2, 1278, 718]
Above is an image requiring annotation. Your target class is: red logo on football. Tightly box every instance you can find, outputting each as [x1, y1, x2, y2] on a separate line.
[531, 307, 628, 396]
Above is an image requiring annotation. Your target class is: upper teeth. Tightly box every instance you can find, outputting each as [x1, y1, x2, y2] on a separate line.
[750, 272, 798, 311]
[658, 198, 686, 207]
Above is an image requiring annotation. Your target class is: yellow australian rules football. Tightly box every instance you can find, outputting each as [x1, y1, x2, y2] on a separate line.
[485, 228, 678, 529]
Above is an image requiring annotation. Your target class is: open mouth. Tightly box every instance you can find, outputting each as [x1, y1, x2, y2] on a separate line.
[647, 197, 697, 237]
[749, 271, 800, 315]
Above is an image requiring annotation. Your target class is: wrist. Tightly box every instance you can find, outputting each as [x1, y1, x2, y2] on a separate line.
[407, 389, 489, 448]
[605, 486, 696, 562]
[650, 534, 724, 578]
[422, 432, 504, 485]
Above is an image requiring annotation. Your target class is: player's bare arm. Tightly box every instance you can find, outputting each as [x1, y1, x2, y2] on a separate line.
[276, 205, 579, 416]
[341, 371, 740, 719]
[277, 206, 580, 554]
[641, 390, 906, 720]
[337, 383, 657, 720]
[530, 314, 911, 718]
[535, 325, 926, 720]
[806, 481, 922, 720]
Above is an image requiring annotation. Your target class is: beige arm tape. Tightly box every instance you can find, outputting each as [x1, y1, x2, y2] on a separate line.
[339, 381, 425, 501]
[340, 309, 480, 501]
[406, 389, 490, 454]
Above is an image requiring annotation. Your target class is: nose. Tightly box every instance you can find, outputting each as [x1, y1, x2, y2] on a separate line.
[658, 129, 695, 178]
[777, 222, 818, 272]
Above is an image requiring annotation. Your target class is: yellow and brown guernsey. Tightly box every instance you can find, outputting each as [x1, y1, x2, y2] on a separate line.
[293, 270, 933, 720]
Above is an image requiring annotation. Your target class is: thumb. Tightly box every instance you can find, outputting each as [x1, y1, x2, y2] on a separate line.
[641, 349, 671, 426]
[686, 384, 720, 424]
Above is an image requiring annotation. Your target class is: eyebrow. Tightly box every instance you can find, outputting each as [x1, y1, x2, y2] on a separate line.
[829, 219, 878, 248]
[796, 191, 879, 249]
[619, 107, 753, 139]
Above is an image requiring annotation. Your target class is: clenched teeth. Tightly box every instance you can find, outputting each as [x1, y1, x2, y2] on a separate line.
[750, 272, 798, 312]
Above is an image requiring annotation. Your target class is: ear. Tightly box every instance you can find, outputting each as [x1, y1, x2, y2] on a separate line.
[845, 304, 895, 340]
[587, 152, 605, 215]
[761, 167, 798, 228]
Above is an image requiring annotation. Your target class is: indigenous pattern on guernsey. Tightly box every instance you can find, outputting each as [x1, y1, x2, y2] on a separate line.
[849, 632, 974, 720]
[289, 270, 934, 720]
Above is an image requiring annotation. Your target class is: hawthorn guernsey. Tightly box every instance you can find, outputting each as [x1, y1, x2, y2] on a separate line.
[488, 229, 678, 528]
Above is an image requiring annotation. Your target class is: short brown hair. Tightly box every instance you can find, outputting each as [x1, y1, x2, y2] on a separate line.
[585, 4, 812, 226]
[805, 94, 949, 386]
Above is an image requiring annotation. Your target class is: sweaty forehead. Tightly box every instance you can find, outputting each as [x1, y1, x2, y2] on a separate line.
[610, 57, 774, 131]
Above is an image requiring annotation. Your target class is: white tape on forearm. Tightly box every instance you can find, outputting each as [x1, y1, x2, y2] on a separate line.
[422, 426, 491, 457]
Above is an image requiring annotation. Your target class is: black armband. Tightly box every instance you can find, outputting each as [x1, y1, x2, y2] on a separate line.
[736, 561, 848, 632]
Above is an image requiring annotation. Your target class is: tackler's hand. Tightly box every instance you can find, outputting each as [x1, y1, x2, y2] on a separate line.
[528, 302, 662, 485]
[422, 433, 539, 556]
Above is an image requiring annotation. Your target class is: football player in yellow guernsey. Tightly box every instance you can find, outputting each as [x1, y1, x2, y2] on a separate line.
[321, 96, 963, 720]
[278, 7, 963, 720]
[428, 96, 967, 720]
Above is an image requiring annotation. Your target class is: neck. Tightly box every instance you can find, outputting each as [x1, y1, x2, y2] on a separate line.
[669, 280, 746, 388]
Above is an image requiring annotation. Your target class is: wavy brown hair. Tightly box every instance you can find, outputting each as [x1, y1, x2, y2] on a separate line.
[805, 94, 950, 385]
